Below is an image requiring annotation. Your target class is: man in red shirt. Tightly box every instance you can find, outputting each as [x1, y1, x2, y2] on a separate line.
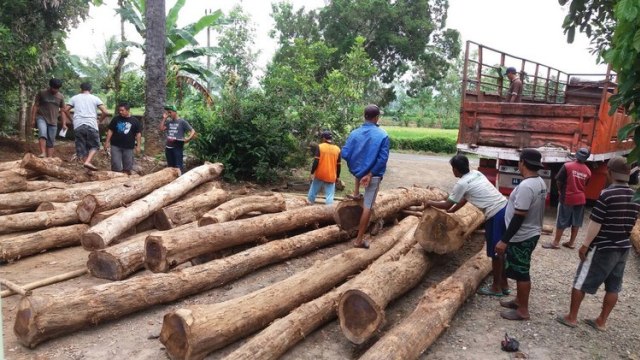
[543, 148, 591, 249]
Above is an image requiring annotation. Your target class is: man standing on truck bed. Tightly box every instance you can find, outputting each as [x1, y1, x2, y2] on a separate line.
[505, 67, 523, 102]
[543, 148, 591, 250]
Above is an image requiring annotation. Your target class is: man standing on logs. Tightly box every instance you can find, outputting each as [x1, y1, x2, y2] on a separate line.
[543, 147, 591, 250]
[495, 149, 547, 321]
[341, 104, 390, 248]
[556, 157, 639, 331]
[426, 154, 510, 296]
[159, 105, 196, 175]
[30, 78, 69, 158]
[307, 130, 341, 205]
[104, 102, 143, 174]
[65, 82, 108, 171]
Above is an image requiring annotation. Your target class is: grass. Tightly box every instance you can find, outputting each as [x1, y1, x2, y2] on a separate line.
[383, 126, 458, 141]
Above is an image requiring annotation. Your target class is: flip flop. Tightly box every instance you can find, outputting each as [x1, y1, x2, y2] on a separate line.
[555, 315, 577, 328]
[83, 163, 98, 171]
[542, 243, 560, 249]
[353, 240, 370, 249]
[500, 309, 529, 321]
[562, 242, 576, 249]
[502, 288, 512, 295]
[477, 286, 505, 297]
[499, 299, 519, 309]
[346, 194, 363, 200]
[583, 319, 606, 332]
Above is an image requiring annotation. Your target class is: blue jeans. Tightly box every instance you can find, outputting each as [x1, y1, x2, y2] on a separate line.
[307, 178, 336, 204]
[36, 117, 57, 148]
[165, 146, 184, 174]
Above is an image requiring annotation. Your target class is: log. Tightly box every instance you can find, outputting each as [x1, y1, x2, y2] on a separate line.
[225, 222, 423, 360]
[0, 224, 89, 261]
[415, 203, 485, 254]
[334, 186, 447, 232]
[76, 168, 180, 223]
[181, 181, 221, 200]
[631, 220, 640, 254]
[0, 170, 27, 194]
[154, 188, 228, 230]
[21, 153, 127, 182]
[145, 204, 335, 272]
[0, 278, 28, 296]
[0, 176, 135, 210]
[2, 269, 87, 298]
[0, 160, 20, 172]
[36, 201, 79, 212]
[14, 225, 349, 347]
[87, 230, 156, 280]
[542, 224, 554, 234]
[198, 193, 286, 226]
[158, 217, 419, 360]
[282, 193, 310, 209]
[81, 163, 223, 250]
[90, 207, 155, 238]
[359, 249, 492, 360]
[0, 202, 79, 234]
[0, 207, 37, 216]
[24, 180, 70, 192]
[0, 168, 39, 180]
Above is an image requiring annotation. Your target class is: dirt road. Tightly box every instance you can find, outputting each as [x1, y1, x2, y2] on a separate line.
[1, 152, 639, 359]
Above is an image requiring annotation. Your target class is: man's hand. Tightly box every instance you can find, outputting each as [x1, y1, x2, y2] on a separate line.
[135, 145, 141, 155]
[62, 122, 68, 130]
[579, 245, 589, 261]
[360, 173, 372, 188]
[495, 240, 507, 256]
[104, 142, 110, 152]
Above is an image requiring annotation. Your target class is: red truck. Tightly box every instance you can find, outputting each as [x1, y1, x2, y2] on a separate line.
[457, 41, 635, 202]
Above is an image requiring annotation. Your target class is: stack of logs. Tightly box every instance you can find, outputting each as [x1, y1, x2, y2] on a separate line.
[1, 154, 498, 360]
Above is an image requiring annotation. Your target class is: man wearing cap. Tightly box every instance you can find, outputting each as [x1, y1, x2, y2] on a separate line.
[495, 148, 547, 321]
[159, 105, 196, 174]
[543, 148, 591, 249]
[307, 130, 341, 205]
[31, 78, 69, 158]
[341, 104, 390, 248]
[556, 156, 639, 331]
[505, 67, 523, 103]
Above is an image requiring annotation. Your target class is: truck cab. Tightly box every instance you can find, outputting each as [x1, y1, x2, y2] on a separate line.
[457, 41, 635, 202]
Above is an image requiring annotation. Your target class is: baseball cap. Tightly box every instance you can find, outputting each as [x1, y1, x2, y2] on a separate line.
[164, 104, 178, 112]
[364, 104, 381, 120]
[320, 130, 332, 141]
[607, 156, 630, 182]
[575, 148, 590, 162]
[520, 148, 543, 169]
[505, 67, 517, 75]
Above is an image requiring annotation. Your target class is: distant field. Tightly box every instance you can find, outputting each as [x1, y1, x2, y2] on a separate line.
[384, 126, 458, 141]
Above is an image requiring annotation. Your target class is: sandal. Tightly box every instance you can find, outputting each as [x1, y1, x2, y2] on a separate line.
[353, 240, 370, 249]
[346, 194, 363, 200]
[502, 288, 512, 295]
[542, 243, 560, 249]
[83, 163, 98, 171]
[562, 242, 576, 249]
[499, 299, 519, 309]
[555, 315, 577, 328]
[477, 286, 505, 297]
[583, 319, 606, 332]
[500, 309, 529, 321]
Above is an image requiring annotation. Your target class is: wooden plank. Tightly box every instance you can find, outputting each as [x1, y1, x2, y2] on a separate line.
[463, 102, 597, 117]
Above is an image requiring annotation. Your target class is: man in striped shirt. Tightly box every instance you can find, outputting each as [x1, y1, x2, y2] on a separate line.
[556, 156, 640, 331]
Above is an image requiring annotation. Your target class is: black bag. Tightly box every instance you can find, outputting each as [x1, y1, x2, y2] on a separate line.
[501, 332, 520, 352]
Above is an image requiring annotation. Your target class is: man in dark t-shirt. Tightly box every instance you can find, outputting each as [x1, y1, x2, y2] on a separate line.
[505, 67, 523, 102]
[30, 78, 68, 158]
[104, 102, 142, 174]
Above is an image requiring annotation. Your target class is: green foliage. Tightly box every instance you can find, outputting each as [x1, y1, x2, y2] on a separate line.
[385, 126, 457, 153]
[117, 71, 145, 108]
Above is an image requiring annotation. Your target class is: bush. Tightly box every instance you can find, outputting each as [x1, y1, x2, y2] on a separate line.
[389, 136, 456, 153]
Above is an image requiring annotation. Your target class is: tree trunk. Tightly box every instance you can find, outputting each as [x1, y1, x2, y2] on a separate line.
[0, 202, 79, 235]
[181, 181, 221, 200]
[158, 217, 419, 360]
[154, 188, 228, 230]
[36, 201, 79, 212]
[359, 249, 491, 360]
[631, 220, 640, 253]
[24, 180, 73, 192]
[21, 153, 128, 182]
[81, 163, 223, 250]
[334, 187, 447, 232]
[282, 194, 311, 209]
[225, 220, 421, 360]
[14, 225, 348, 348]
[76, 167, 180, 223]
[142, 0, 167, 156]
[0, 160, 21, 172]
[145, 204, 334, 273]
[414, 204, 485, 254]
[0, 171, 27, 194]
[0, 224, 89, 261]
[18, 79, 27, 140]
[0, 176, 135, 210]
[198, 193, 286, 226]
[90, 207, 155, 237]
[86, 230, 156, 280]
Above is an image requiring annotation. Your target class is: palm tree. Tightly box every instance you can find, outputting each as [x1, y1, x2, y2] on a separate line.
[143, 0, 166, 155]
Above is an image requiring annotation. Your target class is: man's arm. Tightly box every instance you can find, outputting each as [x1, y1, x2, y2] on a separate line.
[184, 128, 196, 143]
[30, 104, 38, 127]
[336, 152, 341, 180]
[159, 112, 168, 131]
[104, 129, 113, 151]
[62, 104, 73, 124]
[97, 104, 109, 123]
[370, 136, 390, 176]
[135, 132, 142, 154]
[495, 209, 528, 255]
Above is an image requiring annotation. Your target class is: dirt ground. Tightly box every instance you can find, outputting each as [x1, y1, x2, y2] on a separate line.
[1, 143, 639, 360]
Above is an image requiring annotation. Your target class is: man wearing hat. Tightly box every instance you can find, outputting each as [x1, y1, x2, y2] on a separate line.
[543, 148, 592, 249]
[556, 156, 639, 331]
[307, 130, 341, 205]
[505, 67, 523, 103]
[159, 105, 196, 174]
[495, 148, 547, 321]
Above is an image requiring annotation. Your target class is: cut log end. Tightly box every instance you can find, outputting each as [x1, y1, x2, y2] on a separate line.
[87, 252, 122, 281]
[160, 311, 192, 360]
[14, 298, 36, 348]
[154, 209, 174, 231]
[334, 201, 363, 232]
[197, 217, 217, 226]
[81, 232, 106, 251]
[144, 237, 169, 273]
[338, 289, 384, 345]
[77, 196, 98, 223]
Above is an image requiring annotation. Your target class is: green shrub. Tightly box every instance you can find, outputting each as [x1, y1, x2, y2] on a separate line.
[389, 136, 456, 153]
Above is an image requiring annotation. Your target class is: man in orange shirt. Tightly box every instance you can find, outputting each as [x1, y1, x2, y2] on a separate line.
[307, 130, 341, 205]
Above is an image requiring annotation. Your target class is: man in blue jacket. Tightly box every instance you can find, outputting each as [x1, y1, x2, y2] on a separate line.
[342, 104, 390, 248]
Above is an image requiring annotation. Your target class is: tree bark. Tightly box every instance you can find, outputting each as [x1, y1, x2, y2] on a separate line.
[0, 160, 21, 172]
[87, 230, 156, 280]
[90, 207, 155, 237]
[158, 217, 419, 360]
[145, 204, 334, 273]
[198, 193, 286, 226]
[282, 194, 311, 209]
[334, 187, 447, 232]
[81, 163, 223, 250]
[24, 180, 75, 192]
[36, 201, 79, 212]
[142, 0, 166, 155]
[0, 202, 79, 235]
[414, 204, 485, 254]
[154, 188, 228, 230]
[631, 220, 640, 253]
[0, 170, 27, 194]
[21, 153, 128, 182]
[225, 220, 421, 360]
[14, 225, 348, 348]
[359, 249, 491, 360]
[0, 224, 89, 261]
[0, 176, 135, 210]
[76, 167, 180, 223]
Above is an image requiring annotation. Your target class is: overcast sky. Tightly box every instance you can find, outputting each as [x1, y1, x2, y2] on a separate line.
[66, 0, 606, 75]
